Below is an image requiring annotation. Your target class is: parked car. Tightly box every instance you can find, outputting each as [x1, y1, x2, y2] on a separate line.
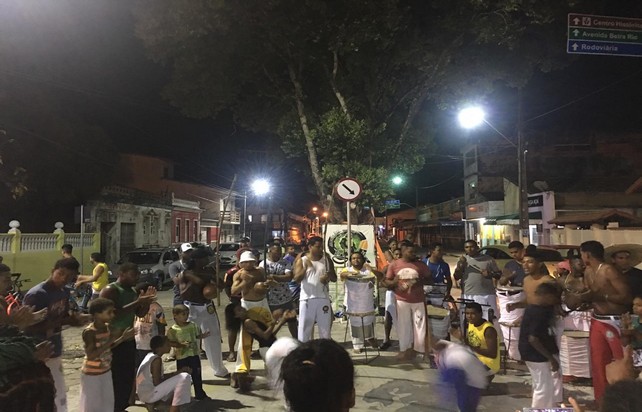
[110, 247, 179, 290]
[478, 244, 565, 275]
[214, 242, 264, 268]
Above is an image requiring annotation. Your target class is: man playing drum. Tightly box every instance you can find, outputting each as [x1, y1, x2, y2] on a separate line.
[340, 252, 383, 353]
[384, 241, 432, 361]
[497, 241, 527, 361]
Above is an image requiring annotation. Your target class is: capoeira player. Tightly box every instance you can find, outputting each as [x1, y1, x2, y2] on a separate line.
[339, 251, 383, 353]
[293, 236, 337, 342]
[230, 250, 278, 386]
[564, 241, 631, 405]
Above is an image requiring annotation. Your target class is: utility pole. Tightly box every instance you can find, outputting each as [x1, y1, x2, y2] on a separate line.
[517, 89, 529, 245]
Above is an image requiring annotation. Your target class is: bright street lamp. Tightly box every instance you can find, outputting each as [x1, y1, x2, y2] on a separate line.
[391, 175, 404, 185]
[458, 106, 486, 129]
[251, 178, 271, 196]
[458, 106, 529, 244]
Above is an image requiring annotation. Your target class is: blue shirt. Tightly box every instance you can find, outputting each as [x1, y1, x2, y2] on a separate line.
[427, 259, 451, 285]
[24, 281, 70, 357]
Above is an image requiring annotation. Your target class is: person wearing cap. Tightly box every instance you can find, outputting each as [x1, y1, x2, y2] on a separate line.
[383, 241, 431, 361]
[178, 248, 229, 379]
[230, 250, 277, 386]
[293, 236, 337, 343]
[235, 237, 252, 264]
[169, 243, 195, 306]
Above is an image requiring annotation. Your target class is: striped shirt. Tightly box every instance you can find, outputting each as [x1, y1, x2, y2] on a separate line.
[81, 324, 112, 375]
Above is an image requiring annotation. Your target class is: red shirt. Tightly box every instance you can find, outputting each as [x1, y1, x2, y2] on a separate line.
[386, 259, 431, 303]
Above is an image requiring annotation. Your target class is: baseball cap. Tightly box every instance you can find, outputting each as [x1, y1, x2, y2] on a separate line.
[239, 250, 256, 263]
[180, 243, 194, 253]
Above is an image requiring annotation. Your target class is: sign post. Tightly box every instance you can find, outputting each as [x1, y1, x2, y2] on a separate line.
[567, 13, 642, 57]
[334, 178, 363, 264]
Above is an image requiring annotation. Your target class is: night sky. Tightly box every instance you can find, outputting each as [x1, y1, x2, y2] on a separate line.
[1, 1, 641, 218]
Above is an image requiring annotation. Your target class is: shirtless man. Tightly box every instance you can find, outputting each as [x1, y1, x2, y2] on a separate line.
[230, 250, 278, 384]
[564, 240, 632, 405]
[506, 249, 563, 404]
[231, 251, 277, 312]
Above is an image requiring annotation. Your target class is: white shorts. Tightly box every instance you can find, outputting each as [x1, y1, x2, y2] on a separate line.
[298, 298, 332, 342]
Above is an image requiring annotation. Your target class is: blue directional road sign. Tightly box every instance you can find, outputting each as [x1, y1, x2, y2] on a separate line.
[567, 13, 642, 57]
[385, 199, 400, 210]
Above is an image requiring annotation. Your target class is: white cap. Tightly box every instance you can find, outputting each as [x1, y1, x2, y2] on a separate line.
[180, 243, 194, 253]
[239, 250, 256, 263]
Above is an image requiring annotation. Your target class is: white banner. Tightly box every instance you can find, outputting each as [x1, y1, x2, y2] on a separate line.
[324, 224, 376, 266]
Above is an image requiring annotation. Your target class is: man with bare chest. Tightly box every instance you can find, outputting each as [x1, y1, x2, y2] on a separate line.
[231, 251, 276, 312]
[506, 250, 563, 404]
[565, 241, 632, 404]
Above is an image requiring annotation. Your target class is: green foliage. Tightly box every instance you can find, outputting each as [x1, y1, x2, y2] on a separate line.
[134, 0, 582, 217]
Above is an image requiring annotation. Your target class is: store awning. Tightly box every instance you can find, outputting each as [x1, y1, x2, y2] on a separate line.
[483, 212, 543, 225]
[548, 209, 642, 225]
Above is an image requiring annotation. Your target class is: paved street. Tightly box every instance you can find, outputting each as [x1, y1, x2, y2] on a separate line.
[61, 255, 595, 411]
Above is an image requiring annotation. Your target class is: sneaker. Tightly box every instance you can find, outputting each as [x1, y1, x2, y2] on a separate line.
[195, 394, 211, 401]
[353, 347, 363, 354]
[379, 341, 392, 351]
[226, 352, 237, 362]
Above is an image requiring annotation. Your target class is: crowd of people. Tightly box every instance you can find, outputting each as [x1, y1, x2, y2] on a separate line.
[2, 236, 642, 412]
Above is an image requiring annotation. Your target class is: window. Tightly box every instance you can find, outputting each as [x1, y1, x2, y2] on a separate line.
[175, 219, 181, 243]
[247, 214, 253, 223]
[260, 214, 267, 223]
[185, 219, 190, 242]
[193, 220, 198, 242]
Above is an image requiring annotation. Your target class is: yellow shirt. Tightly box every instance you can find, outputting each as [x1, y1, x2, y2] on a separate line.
[92, 262, 109, 292]
[467, 321, 500, 373]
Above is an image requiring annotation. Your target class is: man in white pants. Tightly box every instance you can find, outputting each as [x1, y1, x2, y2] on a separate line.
[497, 241, 527, 360]
[340, 251, 383, 353]
[178, 249, 229, 378]
[293, 236, 337, 342]
[384, 241, 431, 361]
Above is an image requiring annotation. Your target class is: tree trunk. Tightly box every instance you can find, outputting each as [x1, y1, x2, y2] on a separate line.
[329, 50, 350, 119]
[287, 62, 326, 201]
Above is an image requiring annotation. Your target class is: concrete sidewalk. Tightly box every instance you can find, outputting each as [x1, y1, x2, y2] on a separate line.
[61, 262, 596, 411]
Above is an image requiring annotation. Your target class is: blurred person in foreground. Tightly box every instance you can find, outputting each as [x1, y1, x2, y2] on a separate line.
[280, 339, 355, 412]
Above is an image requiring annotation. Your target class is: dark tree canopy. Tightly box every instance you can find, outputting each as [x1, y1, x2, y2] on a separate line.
[133, 0, 601, 220]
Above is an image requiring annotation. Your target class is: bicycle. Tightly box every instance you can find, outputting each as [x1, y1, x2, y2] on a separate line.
[5, 273, 30, 314]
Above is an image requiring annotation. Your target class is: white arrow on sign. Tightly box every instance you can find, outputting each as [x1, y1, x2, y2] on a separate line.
[573, 29, 580, 36]
[573, 17, 580, 25]
[572, 43, 579, 51]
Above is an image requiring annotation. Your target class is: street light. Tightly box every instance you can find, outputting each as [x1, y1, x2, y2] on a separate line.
[251, 178, 272, 266]
[458, 106, 529, 244]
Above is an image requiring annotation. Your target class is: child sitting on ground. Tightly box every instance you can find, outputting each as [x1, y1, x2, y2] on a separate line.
[136, 335, 193, 411]
[79, 298, 135, 412]
[167, 304, 210, 400]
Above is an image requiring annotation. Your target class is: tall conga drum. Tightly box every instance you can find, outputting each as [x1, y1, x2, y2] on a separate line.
[424, 284, 448, 307]
[427, 305, 451, 340]
[496, 285, 524, 361]
[560, 306, 592, 381]
[344, 274, 377, 328]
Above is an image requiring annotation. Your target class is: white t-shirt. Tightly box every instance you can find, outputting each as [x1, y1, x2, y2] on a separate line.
[136, 352, 159, 402]
[437, 340, 488, 389]
[134, 302, 165, 350]
[299, 256, 329, 300]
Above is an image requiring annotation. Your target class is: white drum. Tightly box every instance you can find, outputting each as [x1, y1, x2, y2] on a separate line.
[427, 305, 451, 340]
[560, 330, 591, 379]
[345, 275, 376, 327]
[424, 284, 448, 307]
[563, 308, 592, 332]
